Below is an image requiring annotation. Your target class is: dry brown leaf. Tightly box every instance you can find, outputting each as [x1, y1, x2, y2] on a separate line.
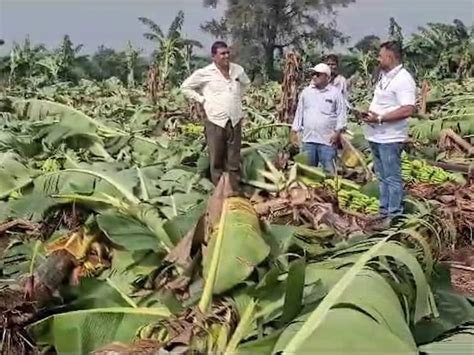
[289, 187, 309, 205]
[93, 340, 164, 355]
[164, 227, 195, 266]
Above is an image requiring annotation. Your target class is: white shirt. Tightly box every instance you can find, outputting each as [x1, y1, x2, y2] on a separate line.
[292, 84, 347, 146]
[330, 74, 348, 99]
[365, 64, 416, 143]
[180, 62, 251, 128]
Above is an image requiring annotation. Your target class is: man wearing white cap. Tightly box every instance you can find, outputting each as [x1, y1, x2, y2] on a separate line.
[291, 63, 347, 174]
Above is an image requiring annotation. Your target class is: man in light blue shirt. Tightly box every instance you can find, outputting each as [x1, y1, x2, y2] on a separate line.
[291, 63, 347, 174]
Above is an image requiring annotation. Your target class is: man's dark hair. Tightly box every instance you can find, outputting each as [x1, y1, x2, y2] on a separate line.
[211, 41, 228, 55]
[325, 54, 339, 64]
[380, 41, 403, 61]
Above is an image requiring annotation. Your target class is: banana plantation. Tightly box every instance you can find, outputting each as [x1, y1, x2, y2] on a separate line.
[0, 10, 473, 355]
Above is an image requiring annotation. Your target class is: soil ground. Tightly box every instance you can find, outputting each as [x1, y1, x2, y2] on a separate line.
[447, 246, 474, 297]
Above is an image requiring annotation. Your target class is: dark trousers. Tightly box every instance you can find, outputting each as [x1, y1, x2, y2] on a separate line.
[204, 119, 242, 192]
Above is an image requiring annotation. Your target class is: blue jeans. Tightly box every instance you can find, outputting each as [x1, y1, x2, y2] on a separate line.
[303, 142, 336, 174]
[369, 142, 404, 218]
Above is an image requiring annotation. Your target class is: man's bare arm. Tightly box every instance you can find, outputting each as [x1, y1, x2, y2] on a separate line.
[180, 70, 205, 103]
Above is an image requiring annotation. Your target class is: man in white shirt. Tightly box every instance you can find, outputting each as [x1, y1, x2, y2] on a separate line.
[291, 63, 347, 174]
[360, 41, 416, 228]
[180, 41, 251, 193]
[325, 54, 349, 100]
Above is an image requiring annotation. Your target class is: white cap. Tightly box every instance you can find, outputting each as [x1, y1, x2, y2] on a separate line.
[309, 63, 331, 76]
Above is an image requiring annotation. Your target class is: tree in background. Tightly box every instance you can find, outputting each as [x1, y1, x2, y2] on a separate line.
[125, 41, 142, 88]
[405, 19, 473, 80]
[340, 34, 381, 85]
[88, 46, 128, 81]
[139, 11, 203, 90]
[201, 0, 354, 80]
[35, 35, 87, 82]
[352, 35, 381, 53]
[1, 14, 471, 87]
[7, 36, 46, 85]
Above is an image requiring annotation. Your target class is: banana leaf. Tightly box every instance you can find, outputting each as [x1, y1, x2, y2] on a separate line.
[0, 152, 36, 198]
[13, 99, 112, 133]
[274, 269, 418, 354]
[163, 201, 207, 244]
[418, 325, 474, 355]
[96, 212, 164, 252]
[276, 308, 417, 355]
[34, 166, 140, 205]
[27, 307, 171, 355]
[237, 331, 283, 355]
[202, 197, 270, 295]
[11, 99, 163, 150]
[4, 192, 57, 222]
[413, 264, 474, 344]
[278, 237, 437, 354]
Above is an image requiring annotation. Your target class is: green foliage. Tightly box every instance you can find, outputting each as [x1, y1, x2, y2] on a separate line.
[97, 212, 163, 252]
[405, 20, 473, 80]
[202, 198, 270, 295]
[278, 237, 437, 354]
[139, 11, 203, 89]
[0, 13, 473, 355]
[27, 307, 171, 355]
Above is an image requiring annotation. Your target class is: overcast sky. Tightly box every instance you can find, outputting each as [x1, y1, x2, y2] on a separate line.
[0, 0, 472, 55]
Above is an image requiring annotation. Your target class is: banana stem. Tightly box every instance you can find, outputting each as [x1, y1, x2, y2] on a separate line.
[199, 199, 228, 313]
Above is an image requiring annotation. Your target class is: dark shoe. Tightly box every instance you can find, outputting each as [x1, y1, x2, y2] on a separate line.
[367, 214, 386, 222]
[370, 217, 392, 232]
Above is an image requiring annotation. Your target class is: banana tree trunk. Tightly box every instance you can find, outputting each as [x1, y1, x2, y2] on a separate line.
[428, 160, 474, 179]
[23, 250, 77, 307]
[440, 129, 474, 156]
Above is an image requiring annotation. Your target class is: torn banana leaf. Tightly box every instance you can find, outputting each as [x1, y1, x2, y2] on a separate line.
[202, 197, 270, 295]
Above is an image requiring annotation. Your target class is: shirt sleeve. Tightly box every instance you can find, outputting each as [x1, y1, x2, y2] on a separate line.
[180, 69, 206, 104]
[395, 75, 416, 106]
[335, 91, 347, 132]
[292, 91, 304, 132]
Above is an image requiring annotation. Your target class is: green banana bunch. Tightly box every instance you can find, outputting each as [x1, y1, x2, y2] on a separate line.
[180, 123, 204, 136]
[341, 189, 379, 215]
[325, 178, 379, 215]
[40, 158, 61, 173]
[324, 177, 361, 191]
[401, 153, 457, 184]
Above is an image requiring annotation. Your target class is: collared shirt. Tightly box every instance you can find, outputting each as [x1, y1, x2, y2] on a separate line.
[365, 64, 416, 143]
[292, 84, 347, 146]
[180, 62, 251, 128]
[330, 74, 349, 99]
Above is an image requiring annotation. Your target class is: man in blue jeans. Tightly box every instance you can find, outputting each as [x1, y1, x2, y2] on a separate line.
[291, 63, 347, 175]
[361, 41, 416, 229]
